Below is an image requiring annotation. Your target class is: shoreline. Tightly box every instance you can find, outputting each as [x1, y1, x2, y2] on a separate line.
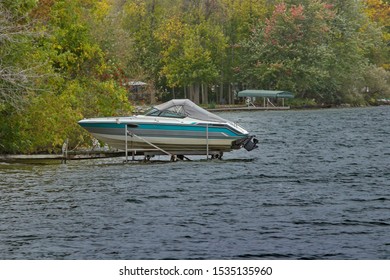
[1, 104, 388, 161]
[208, 103, 390, 112]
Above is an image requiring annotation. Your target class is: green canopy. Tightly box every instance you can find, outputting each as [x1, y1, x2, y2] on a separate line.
[238, 90, 294, 99]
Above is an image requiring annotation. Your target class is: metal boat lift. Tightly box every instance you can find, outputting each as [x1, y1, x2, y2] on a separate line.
[124, 124, 219, 162]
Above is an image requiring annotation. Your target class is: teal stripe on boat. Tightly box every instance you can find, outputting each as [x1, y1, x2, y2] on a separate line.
[80, 122, 243, 137]
[138, 124, 242, 136]
[79, 123, 125, 129]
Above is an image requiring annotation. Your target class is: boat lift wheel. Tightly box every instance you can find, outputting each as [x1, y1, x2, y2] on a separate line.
[143, 155, 153, 162]
[170, 155, 178, 162]
[211, 152, 223, 160]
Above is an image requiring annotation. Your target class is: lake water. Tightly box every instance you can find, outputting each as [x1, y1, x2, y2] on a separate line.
[0, 106, 389, 259]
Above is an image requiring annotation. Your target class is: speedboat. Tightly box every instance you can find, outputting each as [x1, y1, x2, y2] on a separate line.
[78, 99, 258, 159]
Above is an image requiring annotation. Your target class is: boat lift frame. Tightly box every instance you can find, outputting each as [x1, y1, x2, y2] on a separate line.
[124, 124, 215, 162]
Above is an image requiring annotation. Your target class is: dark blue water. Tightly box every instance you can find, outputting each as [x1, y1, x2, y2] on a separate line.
[1, 106, 389, 259]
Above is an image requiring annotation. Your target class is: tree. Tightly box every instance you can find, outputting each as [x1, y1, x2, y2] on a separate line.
[327, 0, 386, 103]
[240, 1, 336, 99]
[239, 0, 386, 104]
[158, 16, 226, 104]
[0, 1, 44, 110]
[1, 0, 132, 154]
[218, 0, 270, 103]
[363, 0, 390, 69]
[121, 0, 172, 102]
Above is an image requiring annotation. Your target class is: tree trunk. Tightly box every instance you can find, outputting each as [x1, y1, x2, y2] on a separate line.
[189, 85, 194, 101]
[190, 83, 200, 104]
[193, 83, 200, 104]
[228, 83, 232, 104]
[150, 91, 155, 104]
[201, 83, 208, 104]
[204, 84, 208, 105]
[219, 81, 224, 104]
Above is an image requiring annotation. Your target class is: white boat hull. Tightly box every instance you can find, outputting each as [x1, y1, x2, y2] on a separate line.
[78, 99, 258, 157]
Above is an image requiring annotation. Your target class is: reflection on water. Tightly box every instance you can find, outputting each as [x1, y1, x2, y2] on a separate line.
[1, 106, 389, 259]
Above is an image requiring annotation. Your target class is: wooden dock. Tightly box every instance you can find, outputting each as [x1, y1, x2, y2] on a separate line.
[0, 150, 126, 163]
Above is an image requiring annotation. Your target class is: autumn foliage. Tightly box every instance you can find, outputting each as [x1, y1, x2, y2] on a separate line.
[0, 0, 389, 153]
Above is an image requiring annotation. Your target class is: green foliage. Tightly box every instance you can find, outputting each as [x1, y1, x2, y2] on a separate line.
[0, 0, 132, 154]
[2, 0, 38, 16]
[239, 0, 388, 105]
[1, 0, 389, 154]
[240, 1, 333, 97]
[47, 0, 105, 77]
[287, 98, 318, 108]
[159, 19, 226, 88]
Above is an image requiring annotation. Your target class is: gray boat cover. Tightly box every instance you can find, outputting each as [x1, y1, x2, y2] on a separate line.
[154, 99, 228, 123]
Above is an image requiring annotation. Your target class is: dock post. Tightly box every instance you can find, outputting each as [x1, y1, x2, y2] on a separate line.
[61, 139, 68, 164]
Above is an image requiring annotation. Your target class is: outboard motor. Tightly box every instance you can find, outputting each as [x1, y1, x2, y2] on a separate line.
[243, 136, 259, 151]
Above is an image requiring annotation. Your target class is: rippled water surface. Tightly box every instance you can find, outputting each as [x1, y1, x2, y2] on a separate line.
[1, 106, 389, 259]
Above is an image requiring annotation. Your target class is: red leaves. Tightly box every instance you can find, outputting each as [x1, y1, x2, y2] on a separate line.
[290, 5, 305, 20]
[274, 3, 287, 15]
[264, 3, 305, 45]
[262, 1, 336, 46]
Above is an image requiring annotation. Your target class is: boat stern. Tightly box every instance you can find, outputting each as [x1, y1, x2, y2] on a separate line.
[232, 135, 259, 151]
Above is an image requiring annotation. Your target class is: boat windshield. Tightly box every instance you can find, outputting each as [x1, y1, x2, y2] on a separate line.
[145, 99, 228, 122]
[145, 107, 186, 118]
